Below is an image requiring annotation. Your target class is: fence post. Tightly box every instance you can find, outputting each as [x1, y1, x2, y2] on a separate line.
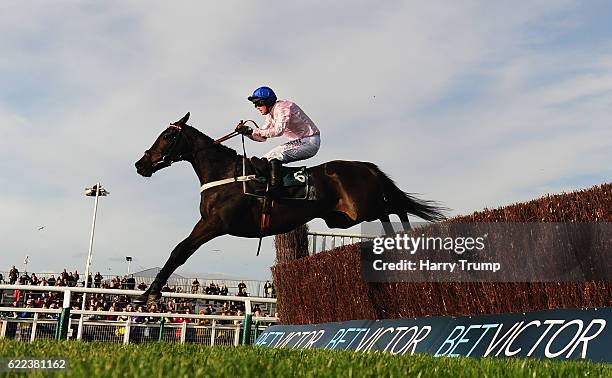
[76, 311, 83, 341]
[30, 313, 39, 343]
[55, 289, 71, 340]
[123, 317, 131, 345]
[210, 320, 216, 346]
[241, 299, 253, 345]
[180, 321, 187, 344]
[241, 314, 253, 345]
[242, 299, 253, 345]
[234, 322, 241, 346]
[158, 317, 165, 342]
[0, 320, 7, 339]
[252, 320, 259, 341]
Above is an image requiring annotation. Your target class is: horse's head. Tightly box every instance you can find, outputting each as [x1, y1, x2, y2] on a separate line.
[135, 112, 193, 177]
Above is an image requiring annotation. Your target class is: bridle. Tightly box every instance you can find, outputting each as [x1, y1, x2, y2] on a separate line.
[145, 124, 186, 168]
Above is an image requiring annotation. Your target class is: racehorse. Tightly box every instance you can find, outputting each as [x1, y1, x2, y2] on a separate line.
[134, 113, 446, 304]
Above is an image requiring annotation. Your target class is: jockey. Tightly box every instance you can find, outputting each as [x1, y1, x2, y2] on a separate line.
[236, 86, 321, 194]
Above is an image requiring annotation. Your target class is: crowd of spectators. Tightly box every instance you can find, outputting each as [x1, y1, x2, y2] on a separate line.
[1, 266, 276, 323]
[2, 289, 275, 323]
[2, 266, 275, 297]
[4, 266, 139, 290]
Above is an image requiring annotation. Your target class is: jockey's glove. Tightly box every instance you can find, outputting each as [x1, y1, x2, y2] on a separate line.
[235, 123, 253, 135]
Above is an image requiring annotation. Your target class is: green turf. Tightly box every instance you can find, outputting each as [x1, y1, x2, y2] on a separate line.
[0, 339, 609, 378]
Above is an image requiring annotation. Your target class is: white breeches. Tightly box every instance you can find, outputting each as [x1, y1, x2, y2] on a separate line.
[263, 135, 321, 163]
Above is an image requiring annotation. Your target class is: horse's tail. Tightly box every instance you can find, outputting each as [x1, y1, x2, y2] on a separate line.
[366, 163, 448, 222]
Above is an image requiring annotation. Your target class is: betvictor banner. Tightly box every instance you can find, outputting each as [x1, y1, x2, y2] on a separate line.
[254, 308, 611, 362]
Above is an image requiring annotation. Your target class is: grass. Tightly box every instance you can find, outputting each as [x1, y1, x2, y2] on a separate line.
[0, 339, 610, 378]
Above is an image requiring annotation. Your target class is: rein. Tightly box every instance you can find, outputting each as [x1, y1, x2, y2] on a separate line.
[213, 120, 259, 144]
[149, 119, 259, 169]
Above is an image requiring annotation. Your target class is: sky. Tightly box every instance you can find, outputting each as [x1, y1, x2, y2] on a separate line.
[1, 1, 611, 280]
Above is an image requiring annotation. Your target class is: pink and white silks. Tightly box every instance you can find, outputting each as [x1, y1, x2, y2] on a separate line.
[249, 100, 321, 163]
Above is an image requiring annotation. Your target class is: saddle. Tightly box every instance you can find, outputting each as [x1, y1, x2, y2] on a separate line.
[244, 157, 315, 200]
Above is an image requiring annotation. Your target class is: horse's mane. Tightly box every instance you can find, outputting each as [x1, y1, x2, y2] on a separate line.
[185, 124, 239, 158]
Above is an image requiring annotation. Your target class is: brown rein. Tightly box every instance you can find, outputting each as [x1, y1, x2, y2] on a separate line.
[213, 119, 259, 144]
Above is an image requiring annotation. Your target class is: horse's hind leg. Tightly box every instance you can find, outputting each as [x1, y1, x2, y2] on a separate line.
[398, 213, 412, 232]
[137, 218, 221, 305]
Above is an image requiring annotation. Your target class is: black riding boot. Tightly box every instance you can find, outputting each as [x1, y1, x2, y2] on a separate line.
[269, 159, 282, 197]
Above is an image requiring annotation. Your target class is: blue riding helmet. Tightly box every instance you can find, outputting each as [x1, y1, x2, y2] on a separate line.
[248, 86, 277, 106]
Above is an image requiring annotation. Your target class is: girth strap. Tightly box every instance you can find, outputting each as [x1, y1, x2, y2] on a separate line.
[199, 175, 258, 193]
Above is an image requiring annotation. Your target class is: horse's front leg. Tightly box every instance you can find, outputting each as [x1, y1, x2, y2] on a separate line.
[137, 217, 222, 305]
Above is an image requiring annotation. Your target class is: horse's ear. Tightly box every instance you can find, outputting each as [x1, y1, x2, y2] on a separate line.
[175, 112, 190, 125]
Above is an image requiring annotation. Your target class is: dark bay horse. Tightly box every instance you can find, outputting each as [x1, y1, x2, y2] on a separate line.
[134, 113, 446, 304]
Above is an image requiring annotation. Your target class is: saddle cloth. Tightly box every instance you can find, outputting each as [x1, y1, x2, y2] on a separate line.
[244, 157, 315, 200]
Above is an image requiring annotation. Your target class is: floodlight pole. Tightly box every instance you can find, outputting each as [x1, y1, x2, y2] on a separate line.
[77, 182, 108, 340]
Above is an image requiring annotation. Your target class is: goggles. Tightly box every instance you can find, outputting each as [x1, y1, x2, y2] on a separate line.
[253, 99, 267, 107]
